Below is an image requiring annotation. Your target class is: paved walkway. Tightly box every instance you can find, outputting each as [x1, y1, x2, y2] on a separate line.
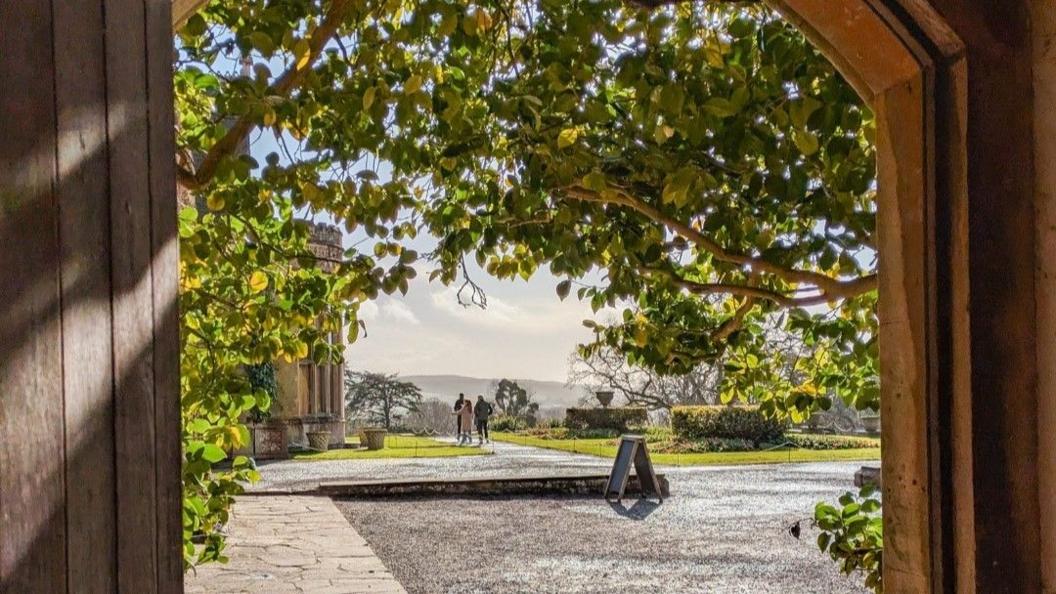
[185, 495, 405, 594]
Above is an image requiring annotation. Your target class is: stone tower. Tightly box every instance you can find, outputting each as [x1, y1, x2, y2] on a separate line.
[272, 220, 347, 448]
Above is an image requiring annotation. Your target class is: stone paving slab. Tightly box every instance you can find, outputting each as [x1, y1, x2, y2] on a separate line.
[185, 495, 406, 594]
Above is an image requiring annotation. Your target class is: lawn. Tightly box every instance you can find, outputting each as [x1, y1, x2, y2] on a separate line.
[291, 434, 489, 461]
[491, 432, 880, 466]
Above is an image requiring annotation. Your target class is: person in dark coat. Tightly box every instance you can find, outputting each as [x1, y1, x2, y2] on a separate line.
[453, 393, 465, 441]
[474, 394, 493, 445]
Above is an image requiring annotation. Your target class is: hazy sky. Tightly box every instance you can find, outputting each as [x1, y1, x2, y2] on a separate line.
[346, 261, 605, 382]
[246, 130, 607, 382]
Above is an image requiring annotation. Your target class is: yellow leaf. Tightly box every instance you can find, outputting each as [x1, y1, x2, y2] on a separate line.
[293, 39, 311, 70]
[226, 425, 245, 448]
[438, 11, 458, 37]
[462, 13, 478, 36]
[206, 194, 225, 211]
[248, 271, 268, 293]
[262, 107, 276, 127]
[476, 9, 493, 31]
[295, 341, 309, 359]
[633, 325, 649, 347]
[557, 128, 579, 149]
[793, 130, 820, 156]
[404, 74, 422, 95]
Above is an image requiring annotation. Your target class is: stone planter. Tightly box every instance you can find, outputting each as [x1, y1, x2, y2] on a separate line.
[861, 415, 881, 435]
[251, 422, 288, 460]
[595, 390, 615, 408]
[360, 427, 387, 451]
[306, 430, 331, 452]
[854, 465, 882, 488]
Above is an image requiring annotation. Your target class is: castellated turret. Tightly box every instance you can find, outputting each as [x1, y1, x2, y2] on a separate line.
[299, 219, 343, 273]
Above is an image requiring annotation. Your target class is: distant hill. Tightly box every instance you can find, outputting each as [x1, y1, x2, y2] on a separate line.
[403, 374, 585, 410]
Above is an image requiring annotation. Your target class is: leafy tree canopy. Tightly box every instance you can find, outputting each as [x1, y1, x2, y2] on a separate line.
[492, 378, 540, 420]
[173, 0, 879, 567]
[345, 370, 424, 429]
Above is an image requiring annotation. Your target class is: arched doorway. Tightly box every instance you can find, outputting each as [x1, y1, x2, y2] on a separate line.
[763, 1, 965, 591]
[8, 1, 1055, 592]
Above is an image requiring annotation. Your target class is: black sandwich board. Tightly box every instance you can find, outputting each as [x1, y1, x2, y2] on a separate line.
[604, 435, 663, 503]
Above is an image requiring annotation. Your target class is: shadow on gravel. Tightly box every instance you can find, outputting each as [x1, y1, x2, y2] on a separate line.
[608, 498, 660, 520]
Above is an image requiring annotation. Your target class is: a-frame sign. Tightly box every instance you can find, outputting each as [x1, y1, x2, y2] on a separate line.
[604, 435, 663, 503]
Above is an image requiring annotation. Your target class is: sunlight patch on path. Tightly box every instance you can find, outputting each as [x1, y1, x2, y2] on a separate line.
[185, 495, 405, 594]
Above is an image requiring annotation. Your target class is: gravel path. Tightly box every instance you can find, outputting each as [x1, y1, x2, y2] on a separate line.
[251, 439, 614, 492]
[334, 461, 871, 594]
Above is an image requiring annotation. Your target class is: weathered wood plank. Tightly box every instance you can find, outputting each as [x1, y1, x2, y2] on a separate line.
[53, 0, 120, 590]
[0, 1, 68, 591]
[104, 0, 160, 589]
[144, 0, 185, 590]
[928, 1, 1041, 590]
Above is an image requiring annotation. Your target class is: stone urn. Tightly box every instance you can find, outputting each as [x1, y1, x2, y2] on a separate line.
[251, 422, 288, 460]
[360, 427, 387, 451]
[861, 414, 881, 435]
[306, 429, 331, 452]
[595, 390, 615, 408]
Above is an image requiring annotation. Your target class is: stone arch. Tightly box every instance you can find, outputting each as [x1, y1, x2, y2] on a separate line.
[760, 1, 967, 591]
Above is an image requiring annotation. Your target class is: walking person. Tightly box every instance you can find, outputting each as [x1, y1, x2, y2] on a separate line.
[474, 394, 493, 445]
[452, 393, 465, 444]
[458, 398, 474, 445]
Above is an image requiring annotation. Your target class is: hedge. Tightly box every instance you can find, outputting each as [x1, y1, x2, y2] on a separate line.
[490, 415, 530, 432]
[564, 407, 648, 432]
[786, 433, 879, 450]
[670, 405, 785, 444]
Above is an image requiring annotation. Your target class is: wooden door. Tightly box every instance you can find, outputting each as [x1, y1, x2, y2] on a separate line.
[0, 1, 182, 591]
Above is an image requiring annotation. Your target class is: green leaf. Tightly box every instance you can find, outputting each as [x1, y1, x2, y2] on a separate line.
[178, 207, 198, 224]
[556, 279, 572, 300]
[702, 97, 739, 118]
[582, 170, 607, 192]
[659, 84, 684, 114]
[201, 444, 226, 464]
[662, 166, 696, 206]
[184, 14, 207, 37]
[248, 32, 275, 55]
[793, 130, 820, 156]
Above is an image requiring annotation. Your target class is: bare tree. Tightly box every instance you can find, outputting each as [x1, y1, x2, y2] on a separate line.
[401, 398, 453, 435]
[567, 345, 723, 411]
[344, 371, 423, 430]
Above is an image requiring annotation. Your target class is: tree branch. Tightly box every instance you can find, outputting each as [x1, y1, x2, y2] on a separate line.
[712, 297, 756, 342]
[563, 184, 878, 300]
[640, 265, 853, 308]
[180, 0, 355, 191]
[625, 0, 757, 7]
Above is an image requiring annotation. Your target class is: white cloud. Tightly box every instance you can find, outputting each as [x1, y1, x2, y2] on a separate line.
[357, 300, 379, 321]
[380, 300, 421, 325]
[429, 285, 595, 334]
[357, 297, 420, 325]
